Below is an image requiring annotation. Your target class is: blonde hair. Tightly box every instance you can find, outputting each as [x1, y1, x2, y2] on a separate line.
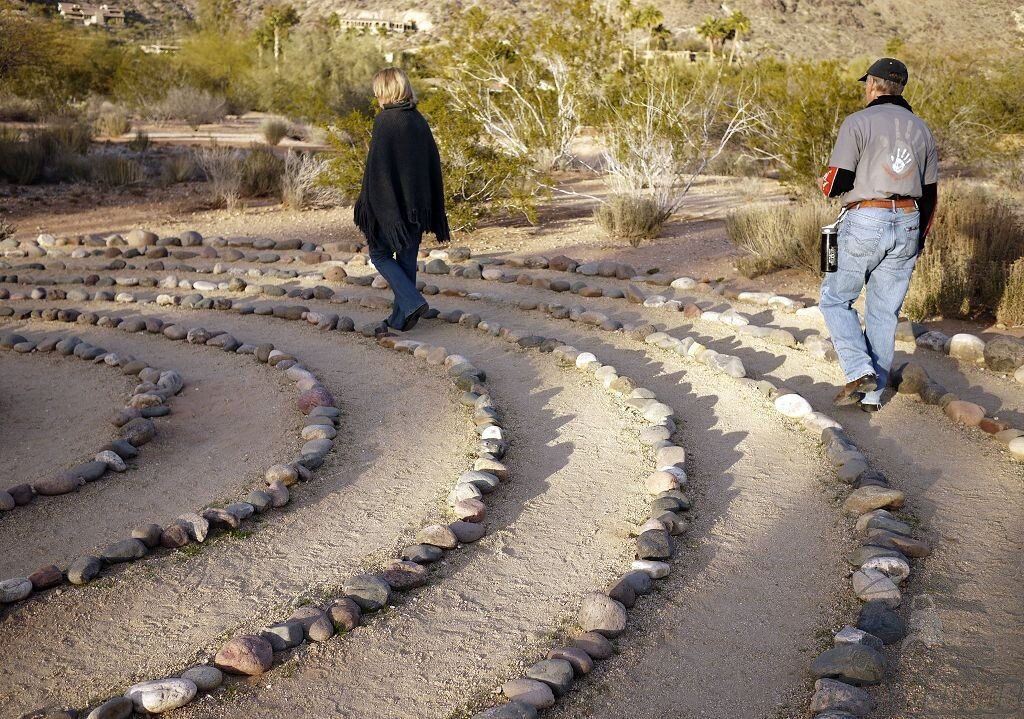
[372, 67, 416, 105]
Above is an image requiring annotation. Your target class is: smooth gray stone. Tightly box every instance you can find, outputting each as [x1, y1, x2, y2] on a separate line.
[472, 702, 539, 719]
[525, 658, 574, 696]
[344, 574, 391, 611]
[68, 555, 102, 584]
[261, 621, 304, 651]
[636, 529, 672, 560]
[401, 544, 444, 563]
[811, 644, 886, 685]
[102, 538, 148, 563]
[181, 665, 223, 691]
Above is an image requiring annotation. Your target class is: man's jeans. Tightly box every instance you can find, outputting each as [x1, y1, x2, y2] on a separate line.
[368, 237, 427, 329]
[820, 207, 920, 395]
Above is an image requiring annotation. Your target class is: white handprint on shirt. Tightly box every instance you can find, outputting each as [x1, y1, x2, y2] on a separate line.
[890, 147, 913, 175]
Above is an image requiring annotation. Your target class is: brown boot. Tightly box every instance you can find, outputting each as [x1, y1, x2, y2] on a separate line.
[834, 374, 877, 406]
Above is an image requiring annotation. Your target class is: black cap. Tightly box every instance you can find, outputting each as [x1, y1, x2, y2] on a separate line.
[859, 57, 909, 85]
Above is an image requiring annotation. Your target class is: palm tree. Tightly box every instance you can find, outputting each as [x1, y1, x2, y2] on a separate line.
[727, 11, 750, 64]
[697, 16, 727, 60]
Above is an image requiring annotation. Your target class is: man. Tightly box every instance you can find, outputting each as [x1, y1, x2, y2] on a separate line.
[819, 57, 938, 412]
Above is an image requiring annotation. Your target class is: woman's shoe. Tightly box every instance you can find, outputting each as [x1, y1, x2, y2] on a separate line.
[833, 374, 877, 406]
[400, 303, 429, 331]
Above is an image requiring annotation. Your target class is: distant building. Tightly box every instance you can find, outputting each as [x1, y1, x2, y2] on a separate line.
[338, 12, 417, 33]
[140, 44, 181, 55]
[57, 3, 126, 27]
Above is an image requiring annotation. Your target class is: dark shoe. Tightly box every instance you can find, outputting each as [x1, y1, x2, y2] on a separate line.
[373, 322, 391, 339]
[834, 374, 877, 406]
[859, 401, 882, 413]
[400, 303, 429, 332]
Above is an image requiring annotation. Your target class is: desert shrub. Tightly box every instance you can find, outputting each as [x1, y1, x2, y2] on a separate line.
[128, 130, 151, 153]
[194, 145, 243, 209]
[0, 140, 46, 183]
[95, 107, 132, 137]
[281, 150, 341, 209]
[996, 260, 1024, 327]
[240, 144, 285, 197]
[262, 117, 290, 146]
[595, 194, 667, 245]
[0, 95, 41, 122]
[41, 120, 93, 155]
[160, 152, 198, 185]
[319, 109, 373, 203]
[89, 154, 144, 187]
[727, 196, 834, 277]
[0, 122, 91, 184]
[153, 86, 228, 129]
[0, 216, 14, 241]
[904, 183, 1024, 321]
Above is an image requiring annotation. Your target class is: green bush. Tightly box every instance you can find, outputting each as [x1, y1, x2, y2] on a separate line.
[595, 194, 667, 245]
[727, 196, 834, 277]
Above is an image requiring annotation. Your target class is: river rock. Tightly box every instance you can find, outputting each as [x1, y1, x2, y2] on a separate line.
[121, 417, 156, 446]
[526, 658, 574, 696]
[834, 626, 884, 651]
[95, 450, 127, 472]
[0, 577, 32, 603]
[852, 568, 902, 607]
[417, 524, 458, 549]
[842, 486, 905, 514]
[344, 574, 391, 611]
[102, 538, 147, 563]
[944, 400, 985, 426]
[214, 635, 273, 675]
[181, 665, 222, 691]
[68, 555, 102, 584]
[856, 601, 907, 644]
[578, 591, 627, 637]
[125, 678, 198, 713]
[85, 696, 133, 719]
[382, 559, 429, 590]
[473, 702, 539, 719]
[811, 644, 886, 685]
[636, 529, 672, 560]
[501, 679, 555, 710]
[809, 678, 875, 716]
[984, 336, 1024, 372]
[860, 555, 911, 584]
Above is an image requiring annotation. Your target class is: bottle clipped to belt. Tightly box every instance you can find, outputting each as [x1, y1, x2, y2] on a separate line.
[820, 208, 847, 274]
[820, 225, 838, 273]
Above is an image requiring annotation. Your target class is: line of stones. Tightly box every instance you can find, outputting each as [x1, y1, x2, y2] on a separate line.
[16, 229, 1024, 386]
[345, 271, 1024, 464]
[0, 311, 347, 614]
[342, 289, 932, 719]
[7, 286, 694, 719]
[0, 329, 182, 520]
[19, 240, 1024, 451]
[4, 304, 509, 719]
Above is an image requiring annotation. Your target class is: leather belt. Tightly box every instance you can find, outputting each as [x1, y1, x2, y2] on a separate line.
[846, 198, 918, 211]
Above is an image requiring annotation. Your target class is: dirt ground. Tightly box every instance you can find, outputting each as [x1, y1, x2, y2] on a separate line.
[1, 172, 1022, 719]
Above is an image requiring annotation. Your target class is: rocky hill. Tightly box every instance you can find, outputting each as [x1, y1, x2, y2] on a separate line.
[33, 0, 1024, 55]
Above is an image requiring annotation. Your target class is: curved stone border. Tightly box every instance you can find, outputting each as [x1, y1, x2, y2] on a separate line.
[0, 243, 961, 716]
[0, 329, 183, 527]
[0, 313, 345, 609]
[3, 304, 517, 719]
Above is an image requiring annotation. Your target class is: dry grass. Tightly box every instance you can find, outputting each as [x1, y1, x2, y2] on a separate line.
[194, 146, 243, 210]
[996, 259, 1024, 327]
[240, 145, 285, 197]
[95, 108, 132, 138]
[261, 118, 290, 146]
[281, 151, 342, 210]
[89, 155, 144, 187]
[904, 182, 1024, 322]
[153, 86, 228, 130]
[595, 194, 668, 246]
[127, 130, 151, 153]
[727, 196, 833, 277]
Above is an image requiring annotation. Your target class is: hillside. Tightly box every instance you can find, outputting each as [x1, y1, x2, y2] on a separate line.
[84, 0, 1024, 56]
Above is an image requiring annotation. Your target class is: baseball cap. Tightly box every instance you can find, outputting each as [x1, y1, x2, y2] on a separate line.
[859, 57, 909, 85]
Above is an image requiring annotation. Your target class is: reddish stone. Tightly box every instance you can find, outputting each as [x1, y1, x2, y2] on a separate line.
[160, 523, 190, 548]
[296, 385, 336, 415]
[979, 418, 1008, 434]
[683, 303, 702, 318]
[214, 635, 273, 675]
[29, 564, 64, 590]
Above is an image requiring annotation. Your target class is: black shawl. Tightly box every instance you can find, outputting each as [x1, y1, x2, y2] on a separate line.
[353, 101, 450, 252]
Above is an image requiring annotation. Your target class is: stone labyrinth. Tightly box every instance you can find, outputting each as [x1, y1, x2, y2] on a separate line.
[1, 229, 1023, 719]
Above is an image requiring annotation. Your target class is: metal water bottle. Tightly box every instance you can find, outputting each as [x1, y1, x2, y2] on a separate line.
[820, 225, 838, 273]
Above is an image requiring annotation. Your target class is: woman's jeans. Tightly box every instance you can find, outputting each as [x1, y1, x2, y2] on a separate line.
[368, 237, 427, 328]
[820, 207, 920, 394]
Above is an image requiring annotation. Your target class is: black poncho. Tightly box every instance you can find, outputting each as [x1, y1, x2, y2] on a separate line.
[353, 101, 450, 253]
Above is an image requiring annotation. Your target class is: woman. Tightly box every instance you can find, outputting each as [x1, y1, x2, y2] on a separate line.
[354, 67, 450, 333]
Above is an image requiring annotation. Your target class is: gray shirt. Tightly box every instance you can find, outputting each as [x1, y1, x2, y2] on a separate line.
[829, 100, 939, 205]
